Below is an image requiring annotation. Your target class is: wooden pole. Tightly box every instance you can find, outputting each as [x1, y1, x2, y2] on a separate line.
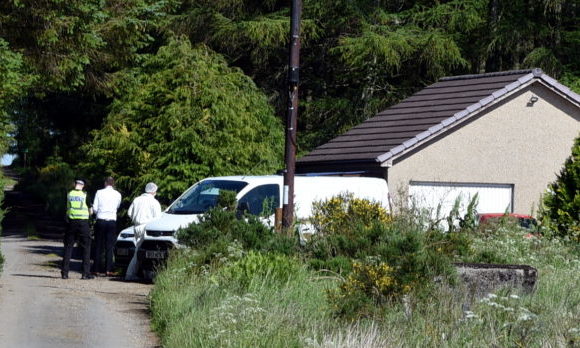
[282, 0, 302, 231]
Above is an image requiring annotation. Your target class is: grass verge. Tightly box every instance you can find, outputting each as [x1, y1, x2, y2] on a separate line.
[152, 250, 580, 347]
[150, 196, 580, 347]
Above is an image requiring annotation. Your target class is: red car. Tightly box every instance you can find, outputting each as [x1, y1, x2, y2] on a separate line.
[478, 213, 537, 229]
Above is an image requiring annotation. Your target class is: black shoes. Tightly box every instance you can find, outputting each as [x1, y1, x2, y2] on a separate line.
[61, 272, 68, 279]
[81, 274, 95, 280]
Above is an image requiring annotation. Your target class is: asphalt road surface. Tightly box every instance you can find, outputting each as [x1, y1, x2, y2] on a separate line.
[0, 233, 159, 348]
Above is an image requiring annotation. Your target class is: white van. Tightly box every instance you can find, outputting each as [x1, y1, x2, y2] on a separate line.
[134, 175, 390, 274]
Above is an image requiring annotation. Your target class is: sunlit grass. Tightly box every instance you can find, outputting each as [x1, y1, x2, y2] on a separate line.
[150, 221, 580, 347]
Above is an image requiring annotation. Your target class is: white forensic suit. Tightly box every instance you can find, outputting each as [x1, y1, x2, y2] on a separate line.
[125, 193, 162, 280]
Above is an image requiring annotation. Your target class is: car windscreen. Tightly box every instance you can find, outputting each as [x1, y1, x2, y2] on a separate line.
[166, 180, 248, 214]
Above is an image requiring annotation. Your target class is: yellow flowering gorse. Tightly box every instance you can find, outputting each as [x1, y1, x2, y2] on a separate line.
[328, 261, 410, 314]
[312, 193, 391, 235]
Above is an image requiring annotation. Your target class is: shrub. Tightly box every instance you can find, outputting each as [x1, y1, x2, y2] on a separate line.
[327, 260, 407, 318]
[307, 209, 461, 282]
[311, 193, 391, 236]
[541, 136, 580, 241]
[307, 195, 463, 318]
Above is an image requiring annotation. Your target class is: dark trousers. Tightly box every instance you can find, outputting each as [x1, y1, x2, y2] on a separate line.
[62, 220, 91, 276]
[92, 219, 117, 273]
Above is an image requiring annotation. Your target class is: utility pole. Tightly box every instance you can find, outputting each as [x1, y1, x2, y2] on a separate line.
[282, 0, 302, 230]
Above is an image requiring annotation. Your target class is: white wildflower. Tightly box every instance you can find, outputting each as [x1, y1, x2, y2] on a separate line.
[517, 313, 535, 321]
[464, 311, 478, 319]
[303, 337, 318, 347]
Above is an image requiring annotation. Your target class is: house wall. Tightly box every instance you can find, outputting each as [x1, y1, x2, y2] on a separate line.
[388, 83, 580, 214]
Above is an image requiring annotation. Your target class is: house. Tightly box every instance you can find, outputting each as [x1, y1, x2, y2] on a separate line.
[296, 69, 580, 216]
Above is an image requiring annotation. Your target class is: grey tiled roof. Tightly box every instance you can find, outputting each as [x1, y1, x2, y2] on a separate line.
[297, 69, 580, 166]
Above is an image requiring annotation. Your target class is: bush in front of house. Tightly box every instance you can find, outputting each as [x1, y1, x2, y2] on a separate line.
[311, 192, 391, 236]
[176, 190, 299, 270]
[307, 195, 472, 318]
[541, 135, 580, 241]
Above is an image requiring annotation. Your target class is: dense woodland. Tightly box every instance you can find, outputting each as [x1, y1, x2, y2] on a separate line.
[0, 0, 579, 203]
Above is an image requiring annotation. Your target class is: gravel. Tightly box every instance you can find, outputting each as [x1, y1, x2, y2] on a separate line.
[0, 235, 159, 348]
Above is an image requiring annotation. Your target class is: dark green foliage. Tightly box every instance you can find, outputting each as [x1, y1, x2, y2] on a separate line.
[0, 0, 180, 197]
[22, 155, 76, 217]
[0, 0, 179, 93]
[2, 0, 579, 209]
[218, 251, 303, 290]
[83, 37, 283, 199]
[541, 136, 580, 241]
[168, 0, 580, 152]
[306, 217, 465, 283]
[0, 38, 34, 157]
[217, 189, 238, 211]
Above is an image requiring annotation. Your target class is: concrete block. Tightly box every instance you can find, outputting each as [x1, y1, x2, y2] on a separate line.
[454, 263, 537, 298]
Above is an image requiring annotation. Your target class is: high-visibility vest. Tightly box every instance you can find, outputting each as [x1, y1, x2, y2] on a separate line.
[67, 190, 89, 220]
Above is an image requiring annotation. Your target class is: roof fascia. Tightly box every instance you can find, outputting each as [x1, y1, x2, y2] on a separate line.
[537, 74, 580, 107]
[377, 69, 580, 166]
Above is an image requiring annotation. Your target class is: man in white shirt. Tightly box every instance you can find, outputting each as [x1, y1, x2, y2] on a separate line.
[92, 176, 122, 276]
[125, 182, 162, 281]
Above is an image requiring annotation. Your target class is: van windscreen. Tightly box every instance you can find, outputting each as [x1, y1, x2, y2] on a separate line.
[166, 180, 248, 214]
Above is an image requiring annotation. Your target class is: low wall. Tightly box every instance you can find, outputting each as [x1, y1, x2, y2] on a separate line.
[454, 263, 538, 298]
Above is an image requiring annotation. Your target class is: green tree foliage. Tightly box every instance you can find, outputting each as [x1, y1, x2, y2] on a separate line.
[1, 0, 179, 172]
[0, 0, 178, 93]
[0, 0, 579, 207]
[169, 0, 475, 149]
[0, 39, 34, 154]
[542, 136, 580, 241]
[168, 0, 579, 151]
[83, 38, 283, 198]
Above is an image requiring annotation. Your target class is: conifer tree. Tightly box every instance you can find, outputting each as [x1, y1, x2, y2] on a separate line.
[542, 136, 580, 241]
[83, 38, 283, 199]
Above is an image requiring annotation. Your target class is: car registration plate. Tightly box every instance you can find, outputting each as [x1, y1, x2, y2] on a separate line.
[116, 248, 129, 256]
[145, 250, 166, 259]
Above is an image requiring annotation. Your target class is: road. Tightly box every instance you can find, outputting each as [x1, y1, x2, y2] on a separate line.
[0, 210, 159, 347]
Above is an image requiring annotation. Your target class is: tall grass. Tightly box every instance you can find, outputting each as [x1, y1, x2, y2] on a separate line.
[151, 250, 334, 348]
[151, 246, 580, 347]
[150, 200, 580, 347]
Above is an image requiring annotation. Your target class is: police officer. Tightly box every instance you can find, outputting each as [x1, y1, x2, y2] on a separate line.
[61, 179, 94, 279]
